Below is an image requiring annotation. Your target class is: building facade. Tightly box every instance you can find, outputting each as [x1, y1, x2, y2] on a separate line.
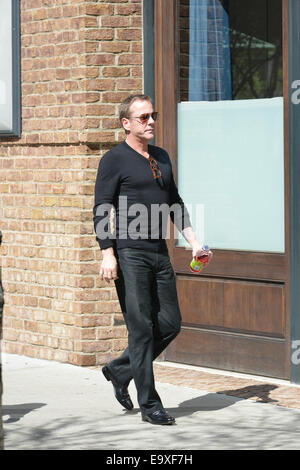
[0, 0, 144, 367]
[1, 0, 300, 383]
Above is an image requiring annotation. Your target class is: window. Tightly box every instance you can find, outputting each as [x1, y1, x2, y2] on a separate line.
[177, 0, 284, 253]
[179, 0, 282, 101]
[0, 0, 21, 137]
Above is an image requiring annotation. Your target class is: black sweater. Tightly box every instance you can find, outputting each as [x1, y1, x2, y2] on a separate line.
[93, 141, 191, 253]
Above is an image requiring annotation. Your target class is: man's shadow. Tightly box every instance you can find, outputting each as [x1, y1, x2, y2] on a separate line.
[171, 384, 279, 418]
[217, 383, 278, 403]
[124, 384, 278, 418]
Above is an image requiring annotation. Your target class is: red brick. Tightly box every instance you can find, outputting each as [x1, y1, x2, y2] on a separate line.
[86, 79, 115, 91]
[118, 53, 142, 65]
[102, 118, 121, 129]
[101, 41, 130, 53]
[102, 66, 130, 77]
[81, 29, 114, 41]
[101, 16, 130, 27]
[117, 78, 142, 90]
[116, 28, 142, 41]
[85, 54, 115, 66]
[68, 353, 96, 366]
[86, 104, 115, 116]
[102, 91, 129, 103]
[84, 4, 114, 16]
[32, 8, 48, 20]
[115, 4, 142, 16]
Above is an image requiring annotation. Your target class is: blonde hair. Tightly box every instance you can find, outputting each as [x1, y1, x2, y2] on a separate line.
[119, 94, 152, 130]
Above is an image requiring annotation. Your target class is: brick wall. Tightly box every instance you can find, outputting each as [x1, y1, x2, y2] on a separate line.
[0, 0, 143, 366]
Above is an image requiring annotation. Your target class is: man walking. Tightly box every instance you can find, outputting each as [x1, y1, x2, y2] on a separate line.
[93, 94, 212, 425]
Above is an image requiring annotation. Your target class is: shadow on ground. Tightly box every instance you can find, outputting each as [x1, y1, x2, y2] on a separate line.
[217, 384, 278, 404]
[122, 384, 279, 420]
[123, 391, 241, 419]
[2, 403, 46, 424]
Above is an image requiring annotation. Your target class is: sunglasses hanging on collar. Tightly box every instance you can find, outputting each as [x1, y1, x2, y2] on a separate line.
[148, 156, 165, 189]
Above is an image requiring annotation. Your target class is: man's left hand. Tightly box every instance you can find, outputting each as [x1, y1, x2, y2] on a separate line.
[192, 242, 213, 265]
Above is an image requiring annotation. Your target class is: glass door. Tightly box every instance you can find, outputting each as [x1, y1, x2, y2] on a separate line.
[177, 0, 284, 253]
[154, 0, 290, 378]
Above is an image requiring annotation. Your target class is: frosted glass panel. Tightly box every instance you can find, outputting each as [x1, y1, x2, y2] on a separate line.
[177, 98, 284, 252]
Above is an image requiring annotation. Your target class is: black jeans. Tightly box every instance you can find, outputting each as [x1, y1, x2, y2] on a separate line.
[108, 248, 182, 414]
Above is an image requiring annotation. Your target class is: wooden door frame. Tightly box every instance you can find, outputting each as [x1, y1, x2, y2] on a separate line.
[154, 0, 290, 377]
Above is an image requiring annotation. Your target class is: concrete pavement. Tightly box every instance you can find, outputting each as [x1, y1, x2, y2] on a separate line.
[2, 352, 300, 450]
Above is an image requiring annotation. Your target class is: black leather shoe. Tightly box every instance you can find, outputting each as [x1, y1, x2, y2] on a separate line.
[142, 409, 176, 425]
[102, 366, 133, 411]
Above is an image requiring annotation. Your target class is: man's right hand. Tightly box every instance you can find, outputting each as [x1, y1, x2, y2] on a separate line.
[100, 248, 118, 283]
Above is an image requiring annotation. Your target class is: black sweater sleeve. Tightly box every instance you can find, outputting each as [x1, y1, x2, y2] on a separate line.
[93, 151, 120, 250]
[168, 161, 192, 232]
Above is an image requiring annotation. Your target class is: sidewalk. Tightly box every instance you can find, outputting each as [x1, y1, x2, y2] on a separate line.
[2, 352, 300, 450]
